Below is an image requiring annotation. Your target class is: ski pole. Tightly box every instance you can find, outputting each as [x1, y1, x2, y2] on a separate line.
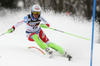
[0, 29, 13, 36]
[0, 32, 8, 36]
[47, 27, 90, 41]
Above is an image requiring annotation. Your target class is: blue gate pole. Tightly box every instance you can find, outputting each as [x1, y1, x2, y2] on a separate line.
[90, 0, 96, 66]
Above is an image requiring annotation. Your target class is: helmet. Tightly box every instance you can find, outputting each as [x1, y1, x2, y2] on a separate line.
[31, 5, 41, 13]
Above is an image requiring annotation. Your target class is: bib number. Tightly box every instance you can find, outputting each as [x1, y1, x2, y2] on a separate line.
[33, 26, 38, 29]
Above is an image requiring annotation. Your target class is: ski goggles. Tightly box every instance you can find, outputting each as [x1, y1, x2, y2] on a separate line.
[33, 11, 41, 15]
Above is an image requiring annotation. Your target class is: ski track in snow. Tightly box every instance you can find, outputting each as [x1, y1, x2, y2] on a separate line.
[0, 9, 100, 66]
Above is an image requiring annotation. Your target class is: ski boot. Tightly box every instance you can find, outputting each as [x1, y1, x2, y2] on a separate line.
[63, 52, 72, 61]
[45, 47, 53, 58]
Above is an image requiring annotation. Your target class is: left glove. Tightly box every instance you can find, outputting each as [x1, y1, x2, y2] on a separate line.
[7, 28, 15, 33]
[39, 24, 49, 29]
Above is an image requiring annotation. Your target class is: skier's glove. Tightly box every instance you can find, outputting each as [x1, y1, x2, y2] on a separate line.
[39, 23, 50, 29]
[7, 28, 15, 33]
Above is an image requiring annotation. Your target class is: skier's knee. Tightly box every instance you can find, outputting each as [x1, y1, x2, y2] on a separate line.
[31, 34, 38, 39]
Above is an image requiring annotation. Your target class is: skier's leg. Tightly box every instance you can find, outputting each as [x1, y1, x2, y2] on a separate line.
[39, 29, 49, 43]
[26, 31, 53, 55]
[32, 34, 48, 50]
[26, 30, 47, 49]
[31, 34, 53, 55]
[38, 29, 64, 54]
[48, 42, 72, 60]
[38, 29, 72, 60]
[26, 32, 48, 49]
[48, 42, 64, 54]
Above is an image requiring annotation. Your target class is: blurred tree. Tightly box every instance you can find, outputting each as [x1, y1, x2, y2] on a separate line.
[85, 0, 92, 19]
[63, 0, 77, 14]
[57, 0, 63, 13]
[51, 0, 57, 12]
[0, 0, 99, 22]
[0, 0, 16, 8]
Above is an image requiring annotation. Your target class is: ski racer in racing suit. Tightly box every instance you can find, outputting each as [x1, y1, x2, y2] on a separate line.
[8, 5, 72, 60]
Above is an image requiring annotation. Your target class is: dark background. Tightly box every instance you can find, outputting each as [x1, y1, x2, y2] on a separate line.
[0, 0, 100, 22]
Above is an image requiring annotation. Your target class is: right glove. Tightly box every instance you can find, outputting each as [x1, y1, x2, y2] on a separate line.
[7, 28, 15, 33]
[39, 23, 50, 29]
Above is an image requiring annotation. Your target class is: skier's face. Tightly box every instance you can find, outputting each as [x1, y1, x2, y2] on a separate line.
[32, 11, 40, 18]
[33, 14, 39, 18]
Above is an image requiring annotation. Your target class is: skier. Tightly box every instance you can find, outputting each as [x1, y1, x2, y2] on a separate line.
[8, 5, 72, 61]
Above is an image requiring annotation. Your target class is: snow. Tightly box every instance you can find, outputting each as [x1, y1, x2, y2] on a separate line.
[0, 9, 100, 66]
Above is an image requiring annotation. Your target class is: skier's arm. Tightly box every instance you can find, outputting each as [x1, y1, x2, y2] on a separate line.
[8, 20, 24, 33]
[41, 17, 50, 27]
[39, 17, 50, 29]
[12, 20, 24, 30]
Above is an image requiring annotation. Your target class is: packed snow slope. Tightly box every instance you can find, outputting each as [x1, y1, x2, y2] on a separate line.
[0, 9, 100, 66]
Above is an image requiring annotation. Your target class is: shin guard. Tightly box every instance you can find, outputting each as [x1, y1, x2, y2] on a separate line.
[48, 42, 64, 54]
[32, 34, 48, 50]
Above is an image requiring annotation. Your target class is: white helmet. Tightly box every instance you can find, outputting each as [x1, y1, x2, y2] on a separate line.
[31, 5, 41, 12]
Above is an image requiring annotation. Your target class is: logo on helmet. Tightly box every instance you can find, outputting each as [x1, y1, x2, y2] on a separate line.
[35, 6, 40, 10]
